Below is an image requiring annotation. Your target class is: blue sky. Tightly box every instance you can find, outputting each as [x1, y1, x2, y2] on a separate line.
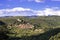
[0, 0, 60, 16]
[0, 0, 60, 10]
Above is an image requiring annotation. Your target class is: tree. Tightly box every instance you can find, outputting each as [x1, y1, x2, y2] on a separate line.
[0, 21, 9, 40]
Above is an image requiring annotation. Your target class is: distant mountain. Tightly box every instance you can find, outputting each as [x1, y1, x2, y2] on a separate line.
[25, 15, 38, 18]
[0, 16, 13, 18]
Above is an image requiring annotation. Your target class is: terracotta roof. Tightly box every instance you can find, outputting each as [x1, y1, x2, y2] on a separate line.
[18, 24, 34, 29]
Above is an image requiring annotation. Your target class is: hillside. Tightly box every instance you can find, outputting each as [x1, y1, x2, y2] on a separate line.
[0, 16, 60, 40]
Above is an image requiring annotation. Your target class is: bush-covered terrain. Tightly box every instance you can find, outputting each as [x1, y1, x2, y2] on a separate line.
[0, 16, 60, 40]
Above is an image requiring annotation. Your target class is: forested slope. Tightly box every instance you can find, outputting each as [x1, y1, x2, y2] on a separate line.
[0, 16, 60, 40]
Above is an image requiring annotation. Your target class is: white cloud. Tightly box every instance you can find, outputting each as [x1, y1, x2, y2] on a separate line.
[0, 7, 32, 12]
[43, 8, 57, 16]
[36, 8, 60, 16]
[35, 0, 44, 3]
[11, 7, 31, 11]
[0, 7, 34, 16]
[28, 0, 44, 3]
[0, 7, 60, 16]
[0, 10, 3, 14]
